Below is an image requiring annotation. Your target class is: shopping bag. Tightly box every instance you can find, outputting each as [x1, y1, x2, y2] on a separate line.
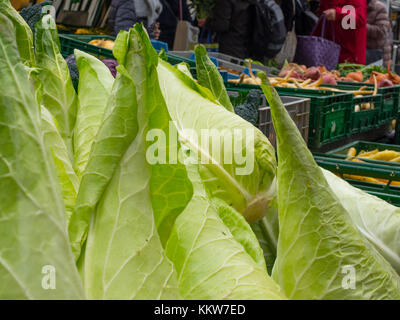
[294, 14, 341, 70]
[172, 20, 200, 51]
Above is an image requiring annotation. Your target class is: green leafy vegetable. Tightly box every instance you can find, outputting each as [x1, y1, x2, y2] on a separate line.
[34, 15, 78, 158]
[74, 49, 115, 179]
[157, 60, 277, 223]
[76, 25, 194, 299]
[233, 89, 260, 126]
[195, 45, 234, 112]
[0, 0, 35, 66]
[68, 65, 139, 260]
[41, 105, 79, 222]
[0, 13, 84, 299]
[165, 164, 287, 299]
[260, 73, 400, 299]
[323, 169, 400, 275]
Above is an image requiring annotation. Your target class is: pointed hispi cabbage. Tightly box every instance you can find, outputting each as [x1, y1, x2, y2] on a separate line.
[260, 73, 400, 300]
[323, 168, 400, 275]
[34, 15, 77, 158]
[165, 165, 287, 300]
[73, 49, 115, 179]
[77, 25, 195, 299]
[68, 66, 139, 260]
[194, 45, 234, 112]
[77, 63, 181, 299]
[0, 0, 35, 66]
[0, 13, 84, 299]
[157, 60, 277, 223]
[41, 106, 79, 222]
[117, 26, 193, 246]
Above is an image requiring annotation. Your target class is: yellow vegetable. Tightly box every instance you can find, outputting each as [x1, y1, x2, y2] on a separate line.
[368, 150, 400, 161]
[358, 149, 379, 158]
[344, 174, 382, 184]
[346, 147, 357, 158]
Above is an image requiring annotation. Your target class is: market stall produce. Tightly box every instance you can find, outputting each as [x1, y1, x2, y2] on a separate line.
[1, 1, 400, 301]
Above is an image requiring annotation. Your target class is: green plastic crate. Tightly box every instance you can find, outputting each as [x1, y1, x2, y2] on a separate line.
[337, 81, 400, 123]
[273, 87, 353, 149]
[314, 150, 400, 206]
[320, 83, 382, 133]
[327, 140, 400, 162]
[227, 90, 310, 147]
[60, 34, 114, 59]
[350, 94, 382, 133]
[59, 34, 196, 67]
[225, 82, 353, 149]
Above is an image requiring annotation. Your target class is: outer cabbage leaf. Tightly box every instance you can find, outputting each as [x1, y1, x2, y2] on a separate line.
[194, 45, 234, 112]
[212, 197, 267, 270]
[165, 165, 286, 300]
[122, 27, 193, 246]
[0, 13, 83, 299]
[78, 63, 181, 299]
[157, 60, 277, 223]
[74, 49, 114, 178]
[34, 16, 77, 157]
[0, 0, 35, 66]
[41, 106, 79, 222]
[323, 168, 400, 275]
[78, 25, 194, 299]
[68, 67, 139, 260]
[260, 74, 400, 300]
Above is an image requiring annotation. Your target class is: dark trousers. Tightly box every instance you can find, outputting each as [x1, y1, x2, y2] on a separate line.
[366, 49, 383, 64]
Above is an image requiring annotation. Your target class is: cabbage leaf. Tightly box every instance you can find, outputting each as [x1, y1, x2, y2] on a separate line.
[165, 165, 286, 299]
[0, 0, 35, 66]
[194, 45, 234, 112]
[34, 16, 77, 158]
[260, 74, 400, 300]
[41, 106, 79, 222]
[74, 49, 115, 179]
[157, 60, 277, 223]
[323, 169, 400, 275]
[0, 13, 83, 299]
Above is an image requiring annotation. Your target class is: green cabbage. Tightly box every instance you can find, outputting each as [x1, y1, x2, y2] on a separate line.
[260, 74, 400, 299]
[194, 45, 234, 112]
[73, 49, 115, 179]
[0, 13, 83, 299]
[0, 0, 35, 66]
[41, 106, 79, 222]
[157, 59, 277, 223]
[323, 169, 400, 275]
[34, 16, 77, 158]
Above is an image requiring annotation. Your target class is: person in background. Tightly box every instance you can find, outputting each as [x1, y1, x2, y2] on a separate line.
[108, 0, 162, 39]
[197, 0, 251, 59]
[318, 0, 367, 64]
[158, 0, 192, 49]
[366, 0, 392, 67]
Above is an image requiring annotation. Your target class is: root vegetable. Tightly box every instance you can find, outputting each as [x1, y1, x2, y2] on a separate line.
[304, 67, 321, 80]
[322, 74, 337, 85]
[346, 71, 363, 82]
[378, 78, 393, 87]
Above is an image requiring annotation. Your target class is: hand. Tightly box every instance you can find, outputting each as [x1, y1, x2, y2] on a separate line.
[324, 9, 336, 21]
[198, 18, 206, 28]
